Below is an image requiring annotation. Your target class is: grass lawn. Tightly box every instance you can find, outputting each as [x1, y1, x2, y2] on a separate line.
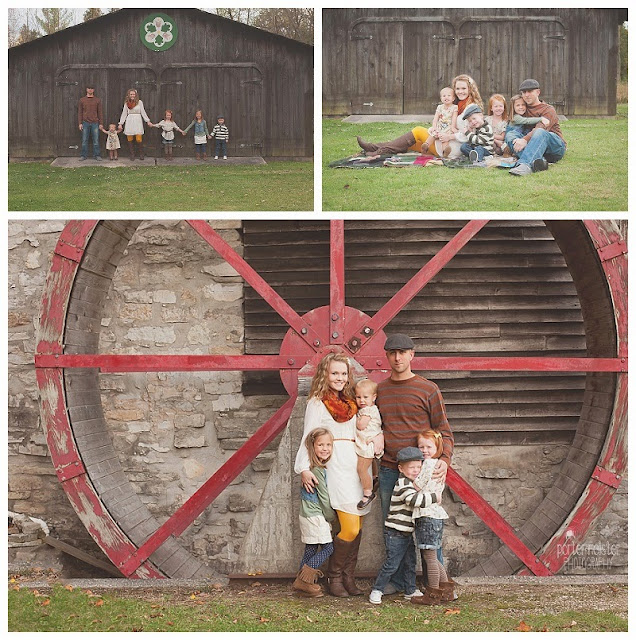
[8, 581, 627, 632]
[8, 161, 313, 211]
[322, 105, 628, 212]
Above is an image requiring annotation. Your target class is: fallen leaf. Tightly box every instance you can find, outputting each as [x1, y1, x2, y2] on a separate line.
[423, 620, 430, 624]
[166, 621, 174, 626]
[372, 610, 380, 616]
[190, 594, 197, 600]
[251, 581, 261, 587]
[445, 608, 461, 616]
[259, 617, 270, 623]
[306, 616, 313, 623]
[344, 184, 350, 189]
[94, 599, 105, 607]
[65, 585, 74, 591]
[231, 619, 238, 624]
[566, 620, 577, 628]
[41, 599, 51, 606]
[336, 611, 342, 616]
[540, 625, 549, 632]
[516, 620, 532, 632]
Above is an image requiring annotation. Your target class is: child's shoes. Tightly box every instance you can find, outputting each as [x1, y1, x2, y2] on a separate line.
[292, 565, 324, 598]
[404, 588, 423, 600]
[369, 589, 383, 605]
[411, 586, 444, 605]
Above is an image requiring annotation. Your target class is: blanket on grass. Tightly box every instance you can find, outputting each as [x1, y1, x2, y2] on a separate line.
[329, 153, 516, 169]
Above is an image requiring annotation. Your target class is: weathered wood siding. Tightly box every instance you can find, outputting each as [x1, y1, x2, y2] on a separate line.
[323, 8, 625, 116]
[9, 9, 313, 158]
[243, 220, 588, 446]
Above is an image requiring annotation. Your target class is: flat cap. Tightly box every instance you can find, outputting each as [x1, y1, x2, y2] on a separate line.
[519, 78, 540, 91]
[384, 333, 415, 350]
[397, 446, 424, 463]
[462, 103, 483, 119]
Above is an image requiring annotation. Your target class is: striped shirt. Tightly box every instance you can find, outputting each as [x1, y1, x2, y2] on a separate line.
[211, 124, 230, 141]
[385, 475, 436, 533]
[376, 375, 454, 470]
[466, 121, 494, 153]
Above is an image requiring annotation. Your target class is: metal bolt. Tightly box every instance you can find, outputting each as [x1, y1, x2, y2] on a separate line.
[331, 314, 339, 321]
[287, 358, 295, 365]
[332, 332, 339, 339]
[301, 328, 308, 335]
[376, 360, 382, 366]
[363, 327, 371, 335]
[313, 340, 320, 347]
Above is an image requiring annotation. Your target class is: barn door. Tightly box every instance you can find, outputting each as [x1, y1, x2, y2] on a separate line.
[350, 21, 404, 114]
[55, 67, 108, 156]
[511, 19, 567, 111]
[55, 66, 158, 157]
[403, 20, 456, 114]
[160, 66, 263, 157]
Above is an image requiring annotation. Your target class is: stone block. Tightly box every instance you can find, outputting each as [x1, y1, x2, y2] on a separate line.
[153, 290, 177, 304]
[227, 493, 255, 512]
[212, 394, 244, 412]
[203, 283, 243, 302]
[174, 429, 206, 449]
[124, 326, 176, 345]
[251, 452, 276, 472]
[202, 263, 241, 279]
[175, 413, 206, 429]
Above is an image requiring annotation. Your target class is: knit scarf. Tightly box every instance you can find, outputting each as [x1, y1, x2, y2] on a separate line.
[457, 97, 471, 115]
[127, 100, 136, 109]
[322, 390, 357, 423]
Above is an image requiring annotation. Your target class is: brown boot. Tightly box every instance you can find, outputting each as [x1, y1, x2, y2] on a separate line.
[342, 532, 363, 596]
[373, 132, 417, 155]
[411, 586, 444, 606]
[196, 152, 201, 160]
[327, 536, 352, 597]
[439, 578, 458, 602]
[292, 565, 324, 597]
[356, 136, 378, 153]
[128, 140, 135, 161]
[138, 140, 144, 160]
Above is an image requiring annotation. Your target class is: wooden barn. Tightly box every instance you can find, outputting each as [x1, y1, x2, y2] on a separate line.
[33, 220, 626, 578]
[9, 9, 313, 159]
[323, 8, 626, 116]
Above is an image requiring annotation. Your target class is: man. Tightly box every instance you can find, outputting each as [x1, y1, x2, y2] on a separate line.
[507, 78, 566, 176]
[375, 333, 454, 594]
[78, 85, 103, 161]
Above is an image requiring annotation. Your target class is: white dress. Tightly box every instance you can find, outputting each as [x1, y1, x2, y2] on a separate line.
[294, 397, 372, 516]
[412, 458, 448, 521]
[119, 100, 151, 136]
[447, 110, 470, 159]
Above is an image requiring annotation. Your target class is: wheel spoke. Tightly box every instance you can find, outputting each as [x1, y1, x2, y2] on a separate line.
[187, 220, 324, 352]
[35, 354, 306, 372]
[347, 220, 489, 353]
[330, 220, 345, 344]
[446, 468, 552, 576]
[118, 393, 298, 577]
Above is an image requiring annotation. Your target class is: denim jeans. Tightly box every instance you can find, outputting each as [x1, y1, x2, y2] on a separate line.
[506, 128, 566, 167]
[195, 143, 207, 155]
[372, 528, 417, 595]
[215, 140, 228, 156]
[460, 142, 491, 161]
[81, 121, 100, 159]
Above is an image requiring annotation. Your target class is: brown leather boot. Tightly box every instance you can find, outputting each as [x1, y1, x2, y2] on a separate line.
[367, 132, 417, 156]
[128, 140, 135, 161]
[138, 140, 144, 160]
[411, 586, 444, 606]
[327, 536, 352, 597]
[439, 578, 458, 602]
[341, 532, 363, 596]
[292, 565, 323, 597]
[356, 136, 378, 153]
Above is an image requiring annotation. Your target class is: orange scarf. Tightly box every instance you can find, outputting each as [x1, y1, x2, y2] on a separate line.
[457, 97, 471, 115]
[127, 100, 136, 109]
[322, 390, 357, 423]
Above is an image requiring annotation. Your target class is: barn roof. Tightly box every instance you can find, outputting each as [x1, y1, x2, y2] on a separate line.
[10, 8, 313, 53]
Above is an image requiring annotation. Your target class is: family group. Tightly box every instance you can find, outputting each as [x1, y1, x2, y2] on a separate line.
[356, 75, 566, 176]
[292, 334, 457, 607]
[77, 86, 230, 161]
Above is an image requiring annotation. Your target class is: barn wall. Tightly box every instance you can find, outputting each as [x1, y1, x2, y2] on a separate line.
[323, 8, 623, 116]
[8, 220, 627, 576]
[9, 9, 313, 158]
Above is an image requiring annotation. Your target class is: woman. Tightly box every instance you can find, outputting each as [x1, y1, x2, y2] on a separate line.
[294, 353, 371, 597]
[356, 74, 483, 160]
[118, 88, 153, 160]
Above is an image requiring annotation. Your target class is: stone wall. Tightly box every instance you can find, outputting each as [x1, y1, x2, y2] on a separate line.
[8, 220, 627, 576]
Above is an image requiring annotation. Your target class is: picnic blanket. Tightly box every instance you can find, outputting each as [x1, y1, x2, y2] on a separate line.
[329, 153, 444, 169]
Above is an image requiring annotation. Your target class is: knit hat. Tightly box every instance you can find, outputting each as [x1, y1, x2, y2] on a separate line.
[519, 78, 540, 91]
[462, 103, 483, 119]
[384, 334, 415, 350]
[397, 446, 424, 463]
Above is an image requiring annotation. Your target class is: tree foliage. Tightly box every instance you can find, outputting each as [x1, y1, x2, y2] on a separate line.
[35, 8, 74, 35]
[214, 8, 313, 44]
[619, 24, 627, 81]
[83, 9, 103, 22]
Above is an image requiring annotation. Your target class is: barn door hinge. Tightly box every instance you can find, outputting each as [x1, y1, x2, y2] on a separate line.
[352, 34, 373, 40]
[161, 81, 183, 85]
[241, 79, 263, 86]
[543, 34, 566, 40]
[134, 81, 156, 86]
[591, 465, 622, 489]
[597, 240, 627, 262]
[459, 35, 482, 41]
[56, 81, 79, 86]
[433, 35, 456, 41]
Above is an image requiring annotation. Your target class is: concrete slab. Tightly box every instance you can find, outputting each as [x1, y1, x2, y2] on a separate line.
[50, 156, 266, 168]
[343, 114, 434, 124]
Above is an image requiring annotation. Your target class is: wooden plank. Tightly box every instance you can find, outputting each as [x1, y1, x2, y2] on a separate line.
[44, 536, 123, 577]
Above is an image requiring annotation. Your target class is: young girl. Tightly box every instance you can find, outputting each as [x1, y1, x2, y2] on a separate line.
[503, 94, 550, 156]
[354, 378, 384, 509]
[182, 110, 210, 160]
[485, 94, 508, 155]
[101, 123, 121, 160]
[421, 87, 458, 157]
[151, 110, 183, 161]
[410, 429, 457, 606]
[293, 427, 337, 597]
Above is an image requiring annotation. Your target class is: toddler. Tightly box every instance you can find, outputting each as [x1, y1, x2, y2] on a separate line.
[293, 428, 337, 597]
[369, 447, 441, 605]
[211, 115, 230, 159]
[503, 95, 550, 156]
[485, 94, 508, 155]
[421, 87, 458, 157]
[460, 103, 494, 163]
[410, 429, 457, 606]
[354, 379, 384, 509]
[182, 110, 210, 160]
[151, 110, 183, 161]
[101, 123, 121, 161]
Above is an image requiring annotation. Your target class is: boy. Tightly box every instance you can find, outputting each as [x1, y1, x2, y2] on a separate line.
[211, 115, 230, 159]
[369, 447, 442, 605]
[459, 103, 494, 163]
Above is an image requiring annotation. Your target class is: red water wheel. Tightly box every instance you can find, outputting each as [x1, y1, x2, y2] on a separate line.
[35, 220, 626, 578]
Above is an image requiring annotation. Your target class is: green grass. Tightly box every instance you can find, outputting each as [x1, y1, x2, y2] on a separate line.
[322, 104, 628, 212]
[8, 583, 628, 632]
[8, 161, 313, 211]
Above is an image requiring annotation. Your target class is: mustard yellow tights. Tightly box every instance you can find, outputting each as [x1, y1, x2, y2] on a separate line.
[335, 510, 362, 542]
[126, 134, 143, 143]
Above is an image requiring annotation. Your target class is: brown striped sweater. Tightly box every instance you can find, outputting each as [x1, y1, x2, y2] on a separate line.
[376, 375, 454, 470]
